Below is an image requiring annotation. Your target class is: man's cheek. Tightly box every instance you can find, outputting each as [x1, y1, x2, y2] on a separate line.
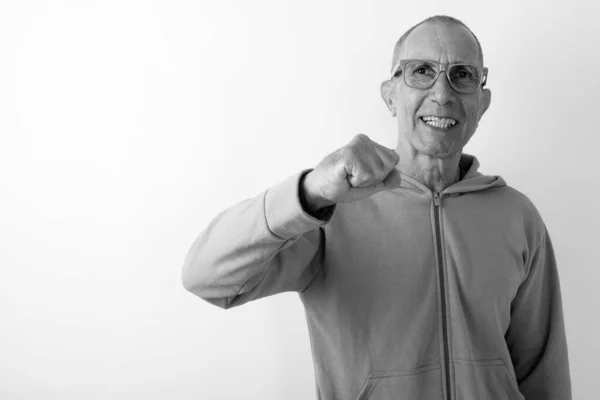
[404, 105, 419, 128]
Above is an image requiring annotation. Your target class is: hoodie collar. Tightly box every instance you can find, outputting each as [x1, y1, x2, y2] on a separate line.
[395, 153, 506, 196]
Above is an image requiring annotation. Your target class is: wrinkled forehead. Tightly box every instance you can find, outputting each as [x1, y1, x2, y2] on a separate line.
[398, 22, 481, 66]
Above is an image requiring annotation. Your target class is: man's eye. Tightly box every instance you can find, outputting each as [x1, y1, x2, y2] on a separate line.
[452, 67, 476, 80]
[458, 70, 472, 79]
[415, 67, 430, 74]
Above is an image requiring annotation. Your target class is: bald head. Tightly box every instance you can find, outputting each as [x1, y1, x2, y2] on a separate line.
[391, 15, 484, 72]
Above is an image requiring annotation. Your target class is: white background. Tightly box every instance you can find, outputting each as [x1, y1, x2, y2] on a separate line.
[1, 0, 598, 399]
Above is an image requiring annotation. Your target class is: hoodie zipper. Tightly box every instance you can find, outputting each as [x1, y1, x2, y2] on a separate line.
[433, 192, 451, 400]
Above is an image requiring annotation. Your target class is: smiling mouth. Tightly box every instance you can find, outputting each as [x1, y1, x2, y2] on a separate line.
[420, 116, 458, 129]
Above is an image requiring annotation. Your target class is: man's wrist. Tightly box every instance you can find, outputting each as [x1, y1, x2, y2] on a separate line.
[300, 171, 334, 216]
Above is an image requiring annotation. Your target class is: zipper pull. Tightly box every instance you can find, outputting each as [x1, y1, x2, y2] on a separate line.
[433, 192, 441, 206]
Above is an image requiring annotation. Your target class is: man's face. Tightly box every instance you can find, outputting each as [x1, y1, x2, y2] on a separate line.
[382, 22, 491, 158]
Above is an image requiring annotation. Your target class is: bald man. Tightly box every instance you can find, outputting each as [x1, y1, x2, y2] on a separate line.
[183, 15, 572, 400]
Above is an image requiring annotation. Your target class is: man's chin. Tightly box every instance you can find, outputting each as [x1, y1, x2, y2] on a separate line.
[412, 136, 460, 158]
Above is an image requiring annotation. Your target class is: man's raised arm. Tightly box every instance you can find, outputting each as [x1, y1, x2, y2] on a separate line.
[181, 169, 335, 309]
[181, 133, 402, 309]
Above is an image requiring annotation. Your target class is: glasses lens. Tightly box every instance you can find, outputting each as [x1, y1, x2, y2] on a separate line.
[448, 64, 481, 93]
[404, 61, 439, 88]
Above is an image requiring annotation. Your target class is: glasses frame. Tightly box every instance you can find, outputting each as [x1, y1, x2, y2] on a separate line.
[391, 59, 488, 94]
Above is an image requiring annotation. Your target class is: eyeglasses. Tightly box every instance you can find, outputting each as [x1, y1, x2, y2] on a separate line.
[391, 59, 488, 94]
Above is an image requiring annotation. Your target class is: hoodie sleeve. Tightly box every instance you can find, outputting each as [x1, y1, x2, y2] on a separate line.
[505, 225, 572, 399]
[181, 169, 336, 309]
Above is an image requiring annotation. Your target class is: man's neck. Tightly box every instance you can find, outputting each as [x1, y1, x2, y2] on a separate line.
[396, 149, 462, 193]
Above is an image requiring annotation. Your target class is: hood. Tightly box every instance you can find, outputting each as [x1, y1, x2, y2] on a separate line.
[394, 153, 506, 196]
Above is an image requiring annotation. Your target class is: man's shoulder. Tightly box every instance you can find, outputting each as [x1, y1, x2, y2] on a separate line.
[492, 184, 540, 212]
[489, 184, 547, 234]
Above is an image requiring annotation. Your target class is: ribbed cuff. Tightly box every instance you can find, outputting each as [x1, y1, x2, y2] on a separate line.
[264, 169, 337, 240]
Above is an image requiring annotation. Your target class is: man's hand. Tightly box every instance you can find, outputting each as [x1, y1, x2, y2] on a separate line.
[303, 134, 402, 211]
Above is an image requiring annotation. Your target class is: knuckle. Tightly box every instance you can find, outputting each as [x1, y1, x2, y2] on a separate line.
[352, 133, 370, 144]
[355, 168, 376, 185]
[374, 155, 386, 170]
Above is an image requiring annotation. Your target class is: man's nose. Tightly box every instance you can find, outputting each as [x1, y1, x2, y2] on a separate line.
[428, 71, 455, 105]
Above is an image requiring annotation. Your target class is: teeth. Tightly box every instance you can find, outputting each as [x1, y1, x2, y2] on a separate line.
[421, 116, 457, 128]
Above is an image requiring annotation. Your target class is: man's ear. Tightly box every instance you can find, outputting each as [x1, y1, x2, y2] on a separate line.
[478, 88, 492, 120]
[380, 80, 396, 117]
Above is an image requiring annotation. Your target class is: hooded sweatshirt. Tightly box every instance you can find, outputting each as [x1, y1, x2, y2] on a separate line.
[182, 153, 572, 400]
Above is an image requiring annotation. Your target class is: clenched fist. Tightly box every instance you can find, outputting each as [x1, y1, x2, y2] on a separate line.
[302, 134, 402, 212]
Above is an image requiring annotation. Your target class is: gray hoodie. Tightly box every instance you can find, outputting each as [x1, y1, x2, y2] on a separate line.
[182, 153, 572, 400]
